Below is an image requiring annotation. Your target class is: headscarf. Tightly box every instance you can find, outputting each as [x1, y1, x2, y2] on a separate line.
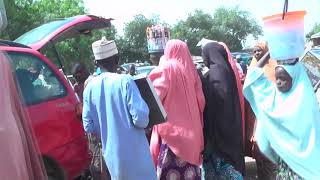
[243, 62, 320, 179]
[245, 42, 277, 157]
[0, 52, 48, 180]
[202, 42, 245, 174]
[197, 39, 246, 147]
[218, 42, 245, 142]
[196, 40, 245, 123]
[254, 42, 269, 55]
[249, 42, 277, 83]
[149, 39, 205, 166]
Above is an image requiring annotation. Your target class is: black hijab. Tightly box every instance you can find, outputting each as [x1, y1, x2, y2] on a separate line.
[202, 42, 245, 174]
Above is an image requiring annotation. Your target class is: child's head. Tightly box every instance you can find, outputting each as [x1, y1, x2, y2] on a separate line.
[275, 66, 292, 93]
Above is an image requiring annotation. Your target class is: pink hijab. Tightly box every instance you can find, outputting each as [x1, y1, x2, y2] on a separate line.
[0, 52, 48, 180]
[218, 42, 245, 146]
[149, 39, 205, 166]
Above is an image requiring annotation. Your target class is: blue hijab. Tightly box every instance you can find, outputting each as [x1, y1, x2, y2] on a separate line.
[243, 62, 320, 179]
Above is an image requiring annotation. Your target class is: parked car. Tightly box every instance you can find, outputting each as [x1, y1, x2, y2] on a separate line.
[300, 47, 320, 89]
[136, 65, 155, 75]
[300, 47, 320, 105]
[121, 62, 153, 75]
[232, 52, 253, 65]
[1, 15, 112, 180]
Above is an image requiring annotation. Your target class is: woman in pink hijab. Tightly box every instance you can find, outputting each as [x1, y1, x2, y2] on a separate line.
[149, 39, 205, 179]
[0, 52, 48, 180]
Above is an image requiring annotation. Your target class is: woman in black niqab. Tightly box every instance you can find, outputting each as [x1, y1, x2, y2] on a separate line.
[201, 42, 245, 178]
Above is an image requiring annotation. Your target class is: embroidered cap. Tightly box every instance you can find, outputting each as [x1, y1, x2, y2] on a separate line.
[92, 37, 118, 60]
[196, 38, 217, 48]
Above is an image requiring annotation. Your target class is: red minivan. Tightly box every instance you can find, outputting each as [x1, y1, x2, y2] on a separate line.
[0, 15, 112, 180]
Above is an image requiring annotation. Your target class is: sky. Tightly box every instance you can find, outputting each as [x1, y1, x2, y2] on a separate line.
[83, 0, 320, 47]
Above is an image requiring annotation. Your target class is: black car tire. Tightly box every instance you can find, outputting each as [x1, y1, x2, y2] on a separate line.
[43, 156, 66, 180]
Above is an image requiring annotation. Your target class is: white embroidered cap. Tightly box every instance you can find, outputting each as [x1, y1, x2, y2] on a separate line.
[196, 38, 217, 48]
[92, 37, 118, 60]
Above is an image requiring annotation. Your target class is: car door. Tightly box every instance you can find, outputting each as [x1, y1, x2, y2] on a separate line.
[7, 50, 84, 154]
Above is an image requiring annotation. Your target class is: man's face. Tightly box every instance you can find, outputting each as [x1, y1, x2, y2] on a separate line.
[150, 54, 161, 66]
[275, 67, 292, 93]
[253, 47, 263, 60]
[28, 66, 41, 82]
[74, 68, 87, 83]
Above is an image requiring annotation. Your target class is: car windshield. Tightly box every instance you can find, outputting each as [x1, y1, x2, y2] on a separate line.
[311, 48, 320, 59]
[15, 17, 75, 45]
[136, 66, 155, 75]
[301, 49, 320, 88]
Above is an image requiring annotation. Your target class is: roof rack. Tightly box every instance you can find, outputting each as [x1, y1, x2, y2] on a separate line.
[0, 39, 31, 48]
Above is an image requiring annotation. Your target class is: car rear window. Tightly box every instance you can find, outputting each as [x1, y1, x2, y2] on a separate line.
[7, 52, 67, 105]
[15, 17, 75, 45]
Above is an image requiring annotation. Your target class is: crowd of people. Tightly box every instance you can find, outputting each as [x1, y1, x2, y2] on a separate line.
[2, 14, 320, 180]
[65, 29, 320, 180]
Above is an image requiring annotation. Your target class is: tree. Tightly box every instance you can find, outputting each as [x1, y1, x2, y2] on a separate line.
[306, 23, 320, 40]
[171, 10, 214, 55]
[1, 0, 34, 40]
[1, 0, 87, 40]
[0, 0, 116, 73]
[212, 7, 262, 51]
[39, 24, 117, 74]
[171, 7, 262, 54]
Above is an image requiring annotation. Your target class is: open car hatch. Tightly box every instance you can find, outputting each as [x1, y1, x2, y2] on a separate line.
[15, 15, 112, 50]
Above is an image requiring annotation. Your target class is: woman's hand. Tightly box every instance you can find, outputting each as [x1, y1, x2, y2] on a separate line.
[256, 51, 270, 68]
[250, 135, 256, 143]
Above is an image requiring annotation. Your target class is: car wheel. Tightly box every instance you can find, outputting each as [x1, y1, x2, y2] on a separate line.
[43, 156, 66, 180]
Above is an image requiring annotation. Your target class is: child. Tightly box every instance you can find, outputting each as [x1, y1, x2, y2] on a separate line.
[243, 53, 320, 179]
[274, 65, 292, 93]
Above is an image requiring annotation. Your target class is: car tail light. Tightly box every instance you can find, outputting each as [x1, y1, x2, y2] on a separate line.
[75, 102, 83, 121]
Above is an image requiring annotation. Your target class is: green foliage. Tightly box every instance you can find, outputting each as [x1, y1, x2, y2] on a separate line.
[1, 0, 86, 40]
[40, 27, 117, 74]
[172, 7, 262, 54]
[1, 1, 263, 72]
[172, 10, 214, 55]
[0, 0, 117, 74]
[212, 7, 262, 50]
[1, 0, 33, 39]
[306, 23, 320, 40]
[119, 14, 155, 63]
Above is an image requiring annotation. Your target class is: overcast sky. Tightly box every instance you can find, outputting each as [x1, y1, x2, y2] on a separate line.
[84, 0, 320, 47]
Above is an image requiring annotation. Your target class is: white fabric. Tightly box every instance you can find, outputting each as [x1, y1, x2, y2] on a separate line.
[92, 37, 118, 60]
[196, 38, 217, 48]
